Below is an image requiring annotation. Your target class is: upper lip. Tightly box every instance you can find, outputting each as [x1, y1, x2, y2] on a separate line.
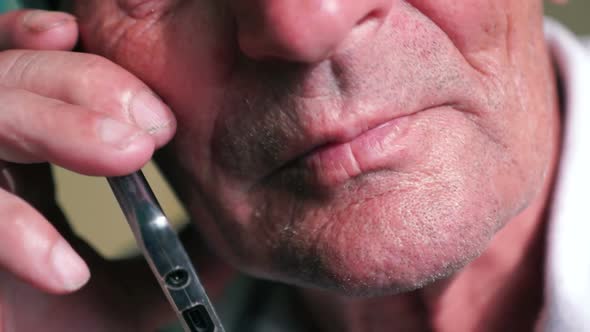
[283, 111, 401, 160]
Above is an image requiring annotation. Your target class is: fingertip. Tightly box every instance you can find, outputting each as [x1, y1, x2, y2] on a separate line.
[49, 238, 91, 294]
[101, 131, 158, 176]
[21, 10, 76, 33]
[127, 89, 178, 148]
[0, 194, 88, 295]
[94, 117, 157, 175]
[5, 10, 79, 51]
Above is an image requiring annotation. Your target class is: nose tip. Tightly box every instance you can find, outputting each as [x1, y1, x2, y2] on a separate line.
[232, 0, 391, 63]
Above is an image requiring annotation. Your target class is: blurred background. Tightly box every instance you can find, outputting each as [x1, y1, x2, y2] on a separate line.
[56, 0, 590, 259]
[546, 0, 590, 34]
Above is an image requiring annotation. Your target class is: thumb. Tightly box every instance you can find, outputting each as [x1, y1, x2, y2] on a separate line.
[0, 9, 78, 51]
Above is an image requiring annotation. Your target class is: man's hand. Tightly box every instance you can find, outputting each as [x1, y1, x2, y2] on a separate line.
[0, 9, 179, 331]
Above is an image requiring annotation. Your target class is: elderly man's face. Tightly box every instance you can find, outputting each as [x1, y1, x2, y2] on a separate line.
[75, 0, 554, 294]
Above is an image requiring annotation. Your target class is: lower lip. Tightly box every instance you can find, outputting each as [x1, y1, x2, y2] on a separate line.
[297, 115, 414, 187]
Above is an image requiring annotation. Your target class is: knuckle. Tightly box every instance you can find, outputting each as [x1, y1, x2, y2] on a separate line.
[77, 53, 117, 79]
[33, 99, 71, 133]
[75, 54, 125, 96]
[0, 92, 62, 161]
[0, 194, 54, 252]
[0, 198, 36, 232]
[75, 54, 140, 111]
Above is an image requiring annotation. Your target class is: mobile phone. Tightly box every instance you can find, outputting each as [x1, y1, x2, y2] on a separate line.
[107, 171, 225, 332]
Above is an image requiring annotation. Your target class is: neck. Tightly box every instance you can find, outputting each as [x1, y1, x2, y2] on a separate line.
[422, 187, 551, 331]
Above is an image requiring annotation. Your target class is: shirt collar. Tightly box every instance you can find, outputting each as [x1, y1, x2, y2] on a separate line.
[539, 18, 590, 331]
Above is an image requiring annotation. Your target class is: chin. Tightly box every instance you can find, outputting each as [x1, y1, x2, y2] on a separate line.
[214, 166, 507, 297]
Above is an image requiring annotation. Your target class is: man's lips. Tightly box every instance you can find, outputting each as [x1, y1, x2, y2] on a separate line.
[211, 94, 421, 188]
[265, 114, 413, 187]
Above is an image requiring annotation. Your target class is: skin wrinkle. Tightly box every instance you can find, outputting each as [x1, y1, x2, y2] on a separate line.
[176, 163, 242, 264]
[505, 13, 514, 62]
[117, 0, 178, 19]
[109, 11, 167, 62]
[276, 203, 329, 287]
[86, 10, 129, 61]
[0, 51, 27, 82]
[404, 1, 497, 78]
[255, 175, 331, 285]
[156, 144, 240, 274]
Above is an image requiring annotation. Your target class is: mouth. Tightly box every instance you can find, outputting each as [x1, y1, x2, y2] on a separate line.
[263, 113, 414, 188]
[212, 92, 424, 190]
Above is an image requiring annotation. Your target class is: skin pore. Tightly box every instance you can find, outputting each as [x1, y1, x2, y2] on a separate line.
[69, 0, 560, 330]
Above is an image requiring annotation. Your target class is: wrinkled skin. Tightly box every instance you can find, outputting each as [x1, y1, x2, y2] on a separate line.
[0, 0, 562, 330]
[74, 0, 558, 293]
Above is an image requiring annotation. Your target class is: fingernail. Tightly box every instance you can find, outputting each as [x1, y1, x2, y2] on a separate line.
[129, 89, 173, 135]
[51, 239, 90, 291]
[23, 10, 75, 32]
[99, 118, 144, 150]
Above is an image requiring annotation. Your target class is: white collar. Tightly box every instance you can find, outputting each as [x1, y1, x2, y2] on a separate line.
[539, 18, 590, 331]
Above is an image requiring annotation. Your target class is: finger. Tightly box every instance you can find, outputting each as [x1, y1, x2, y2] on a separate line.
[0, 86, 155, 175]
[0, 50, 176, 147]
[0, 10, 78, 51]
[0, 188, 90, 294]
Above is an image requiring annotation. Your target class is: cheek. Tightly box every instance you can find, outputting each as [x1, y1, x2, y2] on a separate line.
[78, 1, 240, 161]
[408, 0, 510, 66]
[78, 1, 235, 120]
[148, 1, 237, 90]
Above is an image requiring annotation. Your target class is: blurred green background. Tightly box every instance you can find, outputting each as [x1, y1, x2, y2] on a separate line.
[546, 0, 590, 34]
[55, 1, 590, 259]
